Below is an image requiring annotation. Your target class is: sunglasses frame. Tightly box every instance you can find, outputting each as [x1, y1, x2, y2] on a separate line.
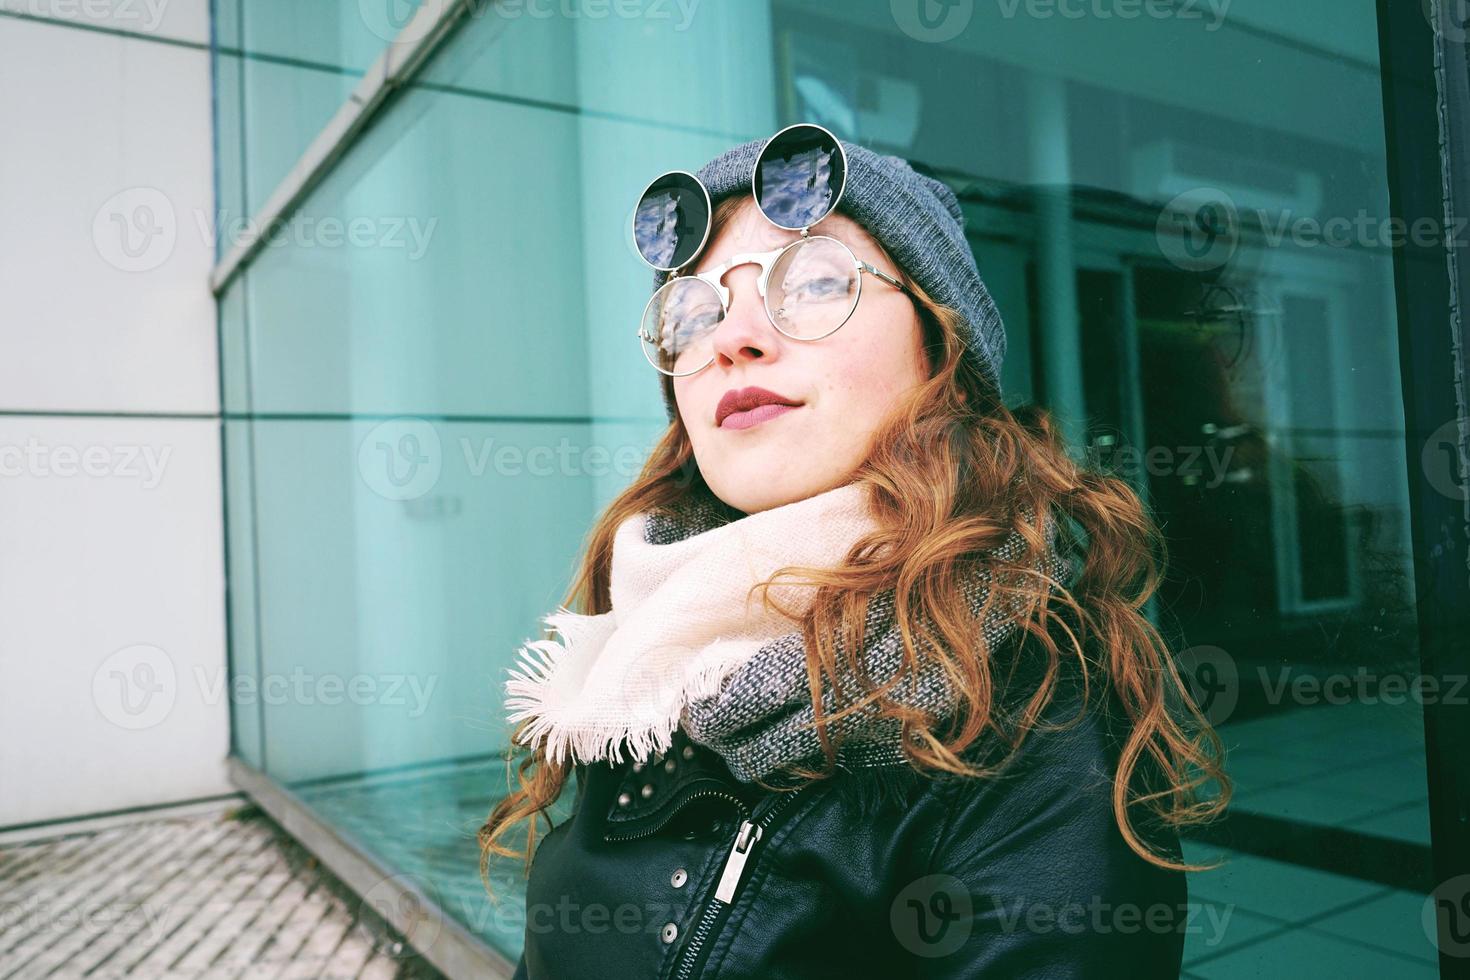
[636, 233, 914, 377]
[633, 123, 914, 377]
[628, 168, 712, 273]
[752, 121, 848, 231]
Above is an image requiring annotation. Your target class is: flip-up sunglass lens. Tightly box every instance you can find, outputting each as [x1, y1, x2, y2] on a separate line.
[753, 123, 847, 231]
[632, 170, 711, 271]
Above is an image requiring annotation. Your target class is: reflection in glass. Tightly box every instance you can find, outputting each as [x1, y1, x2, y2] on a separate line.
[216, 0, 1436, 972]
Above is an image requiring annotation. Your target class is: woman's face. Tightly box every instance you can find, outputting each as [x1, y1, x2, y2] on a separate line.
[673, 196, 929, 514]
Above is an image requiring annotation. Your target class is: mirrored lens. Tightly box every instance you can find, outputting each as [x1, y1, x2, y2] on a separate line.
[632, 171, 711, 271]
[639, 276, 724, 375]
[766, 237, 860, 340]
[753, 124, 846, 230]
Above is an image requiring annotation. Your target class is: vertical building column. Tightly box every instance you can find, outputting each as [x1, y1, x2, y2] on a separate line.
[572, 5, 779, 507]
[341, 122, 450, 777]
[1027, 72, 1088, 453]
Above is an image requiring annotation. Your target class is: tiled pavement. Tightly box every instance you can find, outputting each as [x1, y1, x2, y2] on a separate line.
[0, 804, 447, 980]
[1178, 698, 1440, 977]
[1180, 842, 1439, 978]
[3, 694, 1441, 979]
[1220, 697, 1431, 846]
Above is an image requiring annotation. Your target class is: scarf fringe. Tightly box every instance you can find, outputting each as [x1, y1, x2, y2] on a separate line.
[505, 602, 770, 769]
[501, 483, 877, 771]
[504, 605, 767, 769]
[504, 607, 612, 767]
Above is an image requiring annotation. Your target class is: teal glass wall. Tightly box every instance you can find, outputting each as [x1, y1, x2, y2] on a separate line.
[214, 0, 425, 248]
[217, 1, 1443, 973]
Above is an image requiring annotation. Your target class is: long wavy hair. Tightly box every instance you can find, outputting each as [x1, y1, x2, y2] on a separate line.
[479, 193, 1230, 894]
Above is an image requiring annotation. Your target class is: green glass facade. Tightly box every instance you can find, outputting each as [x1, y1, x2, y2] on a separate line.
[214, 2, 1466, 974]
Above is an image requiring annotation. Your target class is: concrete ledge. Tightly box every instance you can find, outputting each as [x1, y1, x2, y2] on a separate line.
[227, 755, 517, 980]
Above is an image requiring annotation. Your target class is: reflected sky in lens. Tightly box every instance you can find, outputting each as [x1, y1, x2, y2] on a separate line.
[634, 191, 681, 268]
[634, 174, 709, 270]
[758, 145, 838, 228]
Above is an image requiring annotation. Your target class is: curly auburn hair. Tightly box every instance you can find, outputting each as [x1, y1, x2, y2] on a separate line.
[478, 193, 1230, 902]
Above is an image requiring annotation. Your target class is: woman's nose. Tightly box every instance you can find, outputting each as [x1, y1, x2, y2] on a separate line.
[710, 262, 780, 366]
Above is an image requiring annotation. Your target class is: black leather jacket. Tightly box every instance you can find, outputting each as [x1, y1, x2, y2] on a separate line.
[510, 636, 1188, 979]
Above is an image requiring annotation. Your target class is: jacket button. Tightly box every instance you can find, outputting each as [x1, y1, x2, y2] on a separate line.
[617, 792, 632, 807]
[671, 868, 687, 888]
[640, 783, 655, 799]
[682, 745, 695, 760]
[632, 761, 644, 773]
[661, 922, 678, 944]
[664, 758, 677, 774]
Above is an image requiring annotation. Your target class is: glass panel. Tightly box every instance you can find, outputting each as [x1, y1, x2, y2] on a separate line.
[223, 417, 262, 769]
[239, 96, 596, 419]
[212, 0, 425, 245]
[218, 0, 1439, 971]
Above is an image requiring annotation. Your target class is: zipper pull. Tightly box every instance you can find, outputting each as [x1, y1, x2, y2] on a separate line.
[713, 819, 763, 903]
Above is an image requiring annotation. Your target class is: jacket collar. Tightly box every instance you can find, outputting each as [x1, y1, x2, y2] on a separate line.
[602, 726, 762, 842]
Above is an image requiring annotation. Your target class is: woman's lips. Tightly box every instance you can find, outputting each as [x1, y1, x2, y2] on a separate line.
[719, 403, 802, 430]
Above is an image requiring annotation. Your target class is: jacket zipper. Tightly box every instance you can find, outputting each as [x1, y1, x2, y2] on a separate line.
[603, 787, 752, 843]
[670, 784, 818, 980]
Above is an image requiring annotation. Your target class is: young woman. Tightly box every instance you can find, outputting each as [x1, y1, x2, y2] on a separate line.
[481, 124, 1229, 979]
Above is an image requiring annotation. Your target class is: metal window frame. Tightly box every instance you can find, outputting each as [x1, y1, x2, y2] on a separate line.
[215, 5, 522, 976]
[208, 0, 478, 296]
[1376, 2, 1470, 976]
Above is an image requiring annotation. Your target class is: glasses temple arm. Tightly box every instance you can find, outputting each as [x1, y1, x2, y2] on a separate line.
[859, 261, 912, 294]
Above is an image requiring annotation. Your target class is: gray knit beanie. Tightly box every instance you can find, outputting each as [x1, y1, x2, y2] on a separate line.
[650, 136, 1006, 421]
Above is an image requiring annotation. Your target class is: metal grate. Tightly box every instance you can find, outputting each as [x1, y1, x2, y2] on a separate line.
[0, 805, 447, 979]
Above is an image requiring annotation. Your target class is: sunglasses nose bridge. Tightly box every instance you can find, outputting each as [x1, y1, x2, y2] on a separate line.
[708, 248, 781, 304]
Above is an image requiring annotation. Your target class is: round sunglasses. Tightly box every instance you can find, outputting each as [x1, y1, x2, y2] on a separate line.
[631, 123, 914, 377]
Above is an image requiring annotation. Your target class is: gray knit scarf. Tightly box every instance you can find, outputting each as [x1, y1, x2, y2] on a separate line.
[644, 492, 1078, 785]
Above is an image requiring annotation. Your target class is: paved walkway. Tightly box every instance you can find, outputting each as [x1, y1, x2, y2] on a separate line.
[0, 804, 447, 979]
